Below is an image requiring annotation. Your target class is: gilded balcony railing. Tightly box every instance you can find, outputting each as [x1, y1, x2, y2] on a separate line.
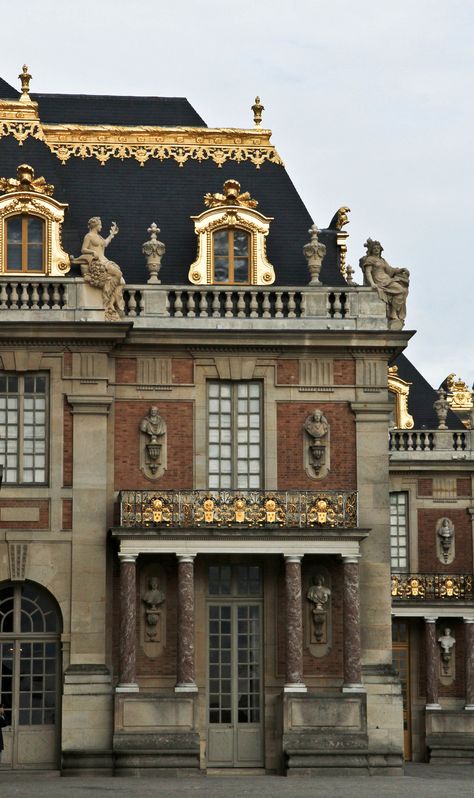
[119, 490, 358, 530]
[391, 573, 474, 601]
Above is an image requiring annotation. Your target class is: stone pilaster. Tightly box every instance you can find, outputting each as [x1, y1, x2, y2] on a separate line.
[425, 618, 441, 709]
[284, 555, 307, 693]
[117, 554, 138, 692]
[464, 619, 474, 710]
[175, 555, 198, 692]
[342, 557, 364, 691]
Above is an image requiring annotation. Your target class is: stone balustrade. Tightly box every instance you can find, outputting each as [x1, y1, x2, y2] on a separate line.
[391, 573, 474, 601]
[119, 489, 358, 530]
[389, 429, 472, 461]
[0, 276, 390, 329]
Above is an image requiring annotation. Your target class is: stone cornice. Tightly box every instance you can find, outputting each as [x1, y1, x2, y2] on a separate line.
[0, 321, 132, 346]
[67, 395, 113, 415]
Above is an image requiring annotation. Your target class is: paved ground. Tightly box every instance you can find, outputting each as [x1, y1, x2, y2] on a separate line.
[1, 765, 474, 798]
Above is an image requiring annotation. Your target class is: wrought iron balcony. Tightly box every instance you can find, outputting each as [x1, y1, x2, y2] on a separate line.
[391, 573, 474, 601]
[119, 490, 358, 530]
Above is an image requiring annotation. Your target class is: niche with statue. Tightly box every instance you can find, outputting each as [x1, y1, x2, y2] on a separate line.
[303, 409, 330, 480]
[140, 565, 167, 659]
[436, 517, 455, 565]
[139, 406, 168, 480]
[305, 566, 332, 658]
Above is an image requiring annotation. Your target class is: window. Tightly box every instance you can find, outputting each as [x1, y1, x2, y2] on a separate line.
[212, 229, 250, 284]
[390, 492, 409, 570]
[5, 214, 45, 272]
[208, 382, 262, 489]
[0, 373, 48, 484]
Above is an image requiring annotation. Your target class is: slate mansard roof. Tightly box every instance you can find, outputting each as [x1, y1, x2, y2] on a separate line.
[0, 77, 345, 287]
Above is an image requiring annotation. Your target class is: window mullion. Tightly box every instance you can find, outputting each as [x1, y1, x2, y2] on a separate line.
[228, 230, 234, 283]
[22, 215, 28, 272]
[18, 376, 25, 482]
[231, 382, 238, 490]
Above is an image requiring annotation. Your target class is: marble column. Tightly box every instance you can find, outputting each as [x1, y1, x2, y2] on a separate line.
[464, 619, 474, 709]
[284, 555, 307, 692]
[425, 618, 441, 709]
[117, 553, 139, 692]
[175, 555, 198, 692]
[342, 557, 364, 691]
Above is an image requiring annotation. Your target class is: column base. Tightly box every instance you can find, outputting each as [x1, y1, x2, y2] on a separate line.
[426, 703, 442, 710]
[342, 684, 365, 693]
[283, 683, 307, 693]
[175, 683, 198, 693]
[116, 683, 139, 693]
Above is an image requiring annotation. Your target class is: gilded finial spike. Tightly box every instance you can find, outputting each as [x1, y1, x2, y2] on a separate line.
[18, 64, 32, 103]
[252, 96, 264, 127]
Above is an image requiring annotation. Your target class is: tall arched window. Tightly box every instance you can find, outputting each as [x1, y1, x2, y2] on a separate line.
[5, 214, 45, 273]
[212, 229, 250, 284]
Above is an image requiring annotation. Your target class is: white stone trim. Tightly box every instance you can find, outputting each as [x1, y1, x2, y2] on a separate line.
[283, 684, 307, 693]
[392, 608, 474, 620]
[118, 539, 361, 558]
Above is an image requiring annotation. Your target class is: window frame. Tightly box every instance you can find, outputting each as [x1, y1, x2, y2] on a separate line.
[5, 213, 46, 274]
[0, 372, 49, 486]
[211, 227, 251, 285]
[207, 380, 263, 490]
[390, 491, 409, 571]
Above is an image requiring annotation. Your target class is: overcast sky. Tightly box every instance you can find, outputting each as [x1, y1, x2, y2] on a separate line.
[3, 0, 473, 389]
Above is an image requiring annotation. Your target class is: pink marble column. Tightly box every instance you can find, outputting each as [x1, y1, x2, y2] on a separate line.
[342, 557, 364, 691]
[118, 554, 138, 691]
[284, 555, 306, 692]
[175, 555, 198, 692]
[464, 619, 474, 709]
[425, 618, 440, 709]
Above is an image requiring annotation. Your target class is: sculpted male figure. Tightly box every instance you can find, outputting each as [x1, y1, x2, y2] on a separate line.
[307, 574, 331, 611]
[140, 406, 166, 444]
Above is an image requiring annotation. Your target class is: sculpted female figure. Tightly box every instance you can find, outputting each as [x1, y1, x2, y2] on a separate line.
[75, 217, 125, 321]
[359, 239, 410, 330]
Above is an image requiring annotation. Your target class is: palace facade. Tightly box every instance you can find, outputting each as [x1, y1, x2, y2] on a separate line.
[0, 68, 472, 774]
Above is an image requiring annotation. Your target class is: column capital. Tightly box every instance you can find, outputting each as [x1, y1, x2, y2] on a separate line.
[284, 554, 303, 563]
[463, 618, 474, 624]
[177, 554, 196, 563]
[119, 553, 137, 563]
[424, 616, 438, 624]
[342, 556, 360, 564]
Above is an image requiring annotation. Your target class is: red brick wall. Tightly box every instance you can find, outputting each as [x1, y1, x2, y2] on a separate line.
[0, 500, 49, 529]
[114, 401, 193, 489]
[63, 351, 72, 376]
[277, 360, 299, 385]
[63, 397, 73, 487]
[115, 358, 137, 384]
[172, 359, 193, 384]
[419, 618, 465, 698]
[62, 499, 72, 530]
[417, 508, 473, 571]
[418, 478, 433, 497]
[277, 402, 356, 490]
[457, 478, 471, 497]
[334, 359, 355, 385]
[277, 557, 343, 679]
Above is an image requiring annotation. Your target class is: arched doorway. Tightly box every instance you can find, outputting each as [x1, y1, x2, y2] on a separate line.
[0, 581, 62, 769]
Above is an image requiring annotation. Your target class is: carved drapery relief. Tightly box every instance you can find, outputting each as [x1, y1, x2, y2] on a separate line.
[436, 517, 455, 565]
[305, 568, 332, 658]
[438, 626, 456, 683]
[303, 409, 330, 479]
[139, 406, 167, 480]
[140, 567, 166, 659]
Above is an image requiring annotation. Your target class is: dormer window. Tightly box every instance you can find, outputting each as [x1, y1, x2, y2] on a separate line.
[6, 214, 45, 272]
[213, 229, 250, 284]
[0, 165, 70, 277]
[189, 180, 275, 286]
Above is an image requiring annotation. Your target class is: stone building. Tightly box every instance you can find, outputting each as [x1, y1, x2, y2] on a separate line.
[0, 68, 472, 774]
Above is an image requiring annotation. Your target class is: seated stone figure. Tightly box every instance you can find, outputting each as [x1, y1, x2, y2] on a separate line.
[74, 217, 125, 321]
[359, 239, 410, 330]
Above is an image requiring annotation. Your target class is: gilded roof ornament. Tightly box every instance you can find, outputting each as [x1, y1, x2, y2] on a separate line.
[0, 164, 54, 196]
[334, 206, 350, 230]
[445, 374, 473, 411]
[204, 179, 258, 209]
[252, 96, 264, 127]
[18, 64, 32, 103]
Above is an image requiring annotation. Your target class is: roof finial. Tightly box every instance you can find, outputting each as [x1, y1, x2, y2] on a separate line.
[252, 96, 264, 127]
[18, 64, 32, 103]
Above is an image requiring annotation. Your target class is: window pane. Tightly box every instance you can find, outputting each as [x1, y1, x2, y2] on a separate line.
[233, 230, 249, 257]
[234, 258, 249, 283]
[6, 216, 22, 270]
[390, 493, 409, 570]
[214, 257, 229, 283]
[213, 230, 229, 256]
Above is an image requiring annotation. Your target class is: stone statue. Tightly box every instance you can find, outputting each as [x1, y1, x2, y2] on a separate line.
[142, 576, 165, 640]
[307, 574, 331, 643]
[307, 574, 331, 611]
[303, 224, 327, 286]
[437, 517, 454, 563]
[433, 389, 449, 429]
[304, 409, 329, 474]
[359, 239, 410, 330]
[438, 627, 455, 674]
[140, 406, 166, 443]
[74, 217, 125, 321]
[142, 222, 165, 283]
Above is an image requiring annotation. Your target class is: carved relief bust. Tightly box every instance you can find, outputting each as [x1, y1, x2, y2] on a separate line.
[304, 409, 330, 479]
[139, 406, 167, 479]
[436, 517, 455, 564]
